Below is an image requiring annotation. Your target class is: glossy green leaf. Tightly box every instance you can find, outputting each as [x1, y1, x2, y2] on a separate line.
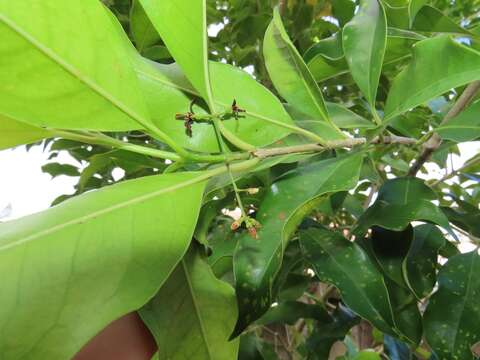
[362, 226, 423, 343]
[300, 227, 397, 336]
[354, 178, 453, 236]
[137, 0, 214, 108]
[0, 116, 51, 150]
[435, 100, 480, 142]
[343, 0, 387, 111]
[141, 45, 171, 62]
[130, 0, 160, 53]
[119, 8, 281, 153]
[412, 6, 471, 35]
[307, 33, 413, 83]
[332, 0, 356, 26]
[256, 301, 330, 326]
[384, 36, 480, 121]
[303, 32, 344, 64]
[384, 277, 422, 345]
[0, 0, 150, 131]
[424, 251, 480, 359]
[405, 224, 446, 298]
[272, 241, 308, 302]
[368, 226, 414, 288]
[263, 7, 343, 138]
[408, 0, 428, 26]
[0, 171, 206, 359]
[139, 246, 239, 360]
[232, 153, 364, 336]
[135, 57, 293, 152]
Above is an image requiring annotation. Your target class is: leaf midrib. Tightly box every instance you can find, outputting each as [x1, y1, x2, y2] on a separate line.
[0, 173, 207, 252]
[181, 259, 214, 359]
[0, 12, 149, 129]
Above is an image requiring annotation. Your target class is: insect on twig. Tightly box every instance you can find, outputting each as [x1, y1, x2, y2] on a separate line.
[175, 99, 196, 137]
[231, 99, 246, 120]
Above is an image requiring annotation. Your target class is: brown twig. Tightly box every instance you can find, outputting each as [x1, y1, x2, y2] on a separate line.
[253, 135, 416, 158]
[408, 81, 480, 176]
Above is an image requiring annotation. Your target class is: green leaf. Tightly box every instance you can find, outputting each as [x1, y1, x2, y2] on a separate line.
[307, 32, 413, 83]
[412, 6, 471, 35]
[424, 251, 480, 359]
[0, 0, 150, 131]
[130, 0, 160, 53]
[263, 7, 343, 138]
[0, 171, 206, 359]
[136, 59, 293, 152]
[232, 153, 364, 336]
[112, 8, 292, 153]
[435, 100, 480, 142]
[408, 0, 428, 27]
[0, 116, 51, 150]
[354, 178, 453, 236]
[332, 0, 356, 26]
[139, 246, 239, 360]
[367, 225, 414, 288]
[41, 163, 80, 178]
[300, 227, 397, 336]
[384, 277, 423, 345]
[137, 0, 215, 108]
[304, 32, 344, 63]
[141, 45, 171, 62]
[256, 301, 331, 326]
[362, 226, 423, 344]
[384, 36, 480, 121]
[405, 224, 446, 298]
[342, 0, 387, 112]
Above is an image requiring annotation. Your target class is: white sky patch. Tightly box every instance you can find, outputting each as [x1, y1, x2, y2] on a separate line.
[208, 22, 224, 37]
[111, 167, 125, 181]
[416, 142, 480, 182]
[0, 145, 79, 220]
[243, 65, 255, 76]
[321, 16, 340, 26]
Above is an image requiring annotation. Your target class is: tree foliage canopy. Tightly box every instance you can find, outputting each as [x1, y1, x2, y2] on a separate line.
[1, 0, 480, 358]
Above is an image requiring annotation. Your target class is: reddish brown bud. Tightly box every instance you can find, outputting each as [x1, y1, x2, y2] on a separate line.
[230, 220, 241, 231]
[248, 226, 258, 239]
[231, 99, 246, 119]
